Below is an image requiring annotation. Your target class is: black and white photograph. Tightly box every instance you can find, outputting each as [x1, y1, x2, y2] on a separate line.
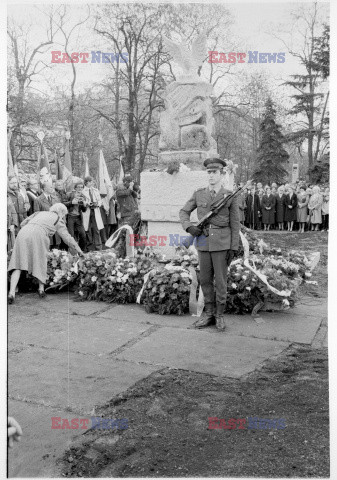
[4, 0, 333, 477]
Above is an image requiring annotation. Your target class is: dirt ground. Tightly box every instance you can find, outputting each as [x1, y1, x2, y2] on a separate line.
[57, 232, 329, 478]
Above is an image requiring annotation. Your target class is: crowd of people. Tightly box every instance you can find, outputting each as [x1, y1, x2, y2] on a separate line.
[237, 181, 329, 233]
[7, 173, 141, 253]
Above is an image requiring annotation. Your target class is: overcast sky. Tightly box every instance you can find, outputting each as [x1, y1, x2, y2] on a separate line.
[7, 1, 329, 101]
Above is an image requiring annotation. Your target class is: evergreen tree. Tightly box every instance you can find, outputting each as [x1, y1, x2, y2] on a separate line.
[253, 98, 289, 185]
[313, 23, 329, 81]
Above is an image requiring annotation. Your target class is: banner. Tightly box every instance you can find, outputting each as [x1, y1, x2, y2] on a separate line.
[63, 132, 73, 192]
[7, 129, 18, 178]
[36, 131, 52, 185]
[98, 150, 114, 197]
[55, 151, 63, 180]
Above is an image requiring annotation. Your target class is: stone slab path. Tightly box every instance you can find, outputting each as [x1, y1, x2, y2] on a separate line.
[7, 292, 327, 477]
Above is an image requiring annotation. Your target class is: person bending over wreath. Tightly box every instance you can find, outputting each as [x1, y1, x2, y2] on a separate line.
[8, 203, 83, 304]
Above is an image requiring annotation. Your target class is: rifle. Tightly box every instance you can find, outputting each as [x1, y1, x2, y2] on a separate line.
[183, 182, 249, 247]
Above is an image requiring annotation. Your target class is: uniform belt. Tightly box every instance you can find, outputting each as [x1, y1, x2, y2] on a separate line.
[203, 223, 229, 236]
[209, 223, 229, 228]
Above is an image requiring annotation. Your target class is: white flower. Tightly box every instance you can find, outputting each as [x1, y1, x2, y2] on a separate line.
[91, 276, 97, 282]
[231, 283, 237, 289]
[282, 299, 290, 307]
[50, 281, 54, 285]
[117, 271, 123, 277]
[122, 274, 129, 281]
[183, 255, 190, 260]
[246, 286, 251, 291]
[116, 278, 122, 283]
[79, 291, 83, 296]
[305, 271, 312, 278]
[242, 275, 247, 281]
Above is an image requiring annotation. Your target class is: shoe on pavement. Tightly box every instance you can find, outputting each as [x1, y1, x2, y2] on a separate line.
[194, 303, 215, 329]
[215, 303, 227, 331]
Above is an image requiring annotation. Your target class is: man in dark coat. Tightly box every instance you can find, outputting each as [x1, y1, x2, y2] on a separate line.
[179, 158, 240, 331]
[7, 177, 27, 235]
[63, 181, 88, 251]
[245, 187, 260, 229]
[116, 175, 140, 231]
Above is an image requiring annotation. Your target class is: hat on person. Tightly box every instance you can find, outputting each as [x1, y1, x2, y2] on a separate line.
[203, 157, 227, 170]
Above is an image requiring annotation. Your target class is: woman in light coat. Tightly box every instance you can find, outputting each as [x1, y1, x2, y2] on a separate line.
[296, 186, 309, 233]
[308, 186, 323, 231]
[8, 203, 83, 304]
[275, 186, 286, 231]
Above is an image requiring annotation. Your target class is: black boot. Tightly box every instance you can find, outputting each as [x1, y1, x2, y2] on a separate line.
[194, 303, 215, 328]
[215, 303, 227, 331]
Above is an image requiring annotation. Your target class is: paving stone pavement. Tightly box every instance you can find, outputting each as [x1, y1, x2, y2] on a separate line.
[7, 292, 328, 477]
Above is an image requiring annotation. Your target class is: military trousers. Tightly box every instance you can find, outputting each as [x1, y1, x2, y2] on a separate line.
[198, 250, 229, 305]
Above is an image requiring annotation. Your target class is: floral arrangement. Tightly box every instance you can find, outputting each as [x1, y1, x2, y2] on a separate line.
[74, 250, 154, 303]
[28, 222, 318, 316]
[225, 256, 298, 314]
[46, 249, 78, 291]
[140, 265, 192, 315]
[226, 260, 264, 314]
[169, 246, 199, 269]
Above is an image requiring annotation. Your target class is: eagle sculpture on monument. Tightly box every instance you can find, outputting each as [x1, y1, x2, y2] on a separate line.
[162, 34, 207, 81]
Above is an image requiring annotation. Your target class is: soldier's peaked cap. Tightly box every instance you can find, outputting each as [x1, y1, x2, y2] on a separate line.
[204, 157, 227, 170]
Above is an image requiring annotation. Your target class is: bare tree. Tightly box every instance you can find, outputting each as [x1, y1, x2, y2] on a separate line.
[52, 5, 91, 157]
[7, 6, 61, 159]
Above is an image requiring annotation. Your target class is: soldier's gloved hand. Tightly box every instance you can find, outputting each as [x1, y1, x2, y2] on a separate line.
[226, 249, 236, 265]
[186, 225, 203, 237]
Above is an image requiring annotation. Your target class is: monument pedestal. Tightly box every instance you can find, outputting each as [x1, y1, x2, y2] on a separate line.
[140, 169, 235, 258]
[140, 171, 208, 257]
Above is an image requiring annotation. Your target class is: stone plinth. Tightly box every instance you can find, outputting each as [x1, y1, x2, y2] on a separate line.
[141, 171, 208, 257]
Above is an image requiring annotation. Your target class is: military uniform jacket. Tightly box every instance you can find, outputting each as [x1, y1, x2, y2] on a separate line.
[179, 186, 240, 252]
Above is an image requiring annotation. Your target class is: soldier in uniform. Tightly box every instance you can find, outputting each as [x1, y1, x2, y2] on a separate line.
[179, 158, 240, 331]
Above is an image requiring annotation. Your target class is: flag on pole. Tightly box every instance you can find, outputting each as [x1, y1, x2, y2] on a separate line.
[55, 150, 63, 180]
[63, 131, 73, 192]
[84, 152, 90, 177]
[7, 129, 18, 178]
[97, 149, 114, 204]
[118, 157, 124, 183]
[36, 131, 52, 185]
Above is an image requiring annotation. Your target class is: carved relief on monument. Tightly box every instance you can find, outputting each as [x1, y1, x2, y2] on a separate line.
[159, 35, 217, 157]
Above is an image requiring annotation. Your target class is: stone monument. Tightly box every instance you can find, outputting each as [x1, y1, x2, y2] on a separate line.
[140, 34, 235, 257]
